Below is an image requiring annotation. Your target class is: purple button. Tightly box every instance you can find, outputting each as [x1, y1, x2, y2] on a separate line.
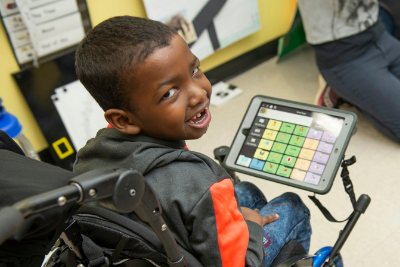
[313, 152, 329, 164]
[317, 142, 333, 153]
[304, 172, 321, 185]
[321, 131, 337, 143]
[308, 161, 325, 174]
[307, 128, 323, 140]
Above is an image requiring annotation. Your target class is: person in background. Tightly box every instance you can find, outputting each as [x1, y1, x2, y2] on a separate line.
[298, 0, 400, 143]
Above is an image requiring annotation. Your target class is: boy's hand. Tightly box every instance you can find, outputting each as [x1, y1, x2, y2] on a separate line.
[241, 207, 279, 227]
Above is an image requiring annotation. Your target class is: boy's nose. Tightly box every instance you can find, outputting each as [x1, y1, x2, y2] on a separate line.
[188, 85, 207, 107]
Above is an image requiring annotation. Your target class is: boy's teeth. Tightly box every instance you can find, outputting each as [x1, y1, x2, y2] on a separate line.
[192, 116, 196, 120]
[189, 120, 194, 123]
[197, 113, 201, 117]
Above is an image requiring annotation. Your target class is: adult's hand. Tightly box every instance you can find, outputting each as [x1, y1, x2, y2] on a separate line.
[165, 14, 189, 37]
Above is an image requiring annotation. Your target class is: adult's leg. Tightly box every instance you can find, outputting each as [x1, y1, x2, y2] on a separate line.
[259, 192, 311, 267]
[234, 181, 267, 211]
[382, 31, 400, 80]
[319, 33, 400, 143]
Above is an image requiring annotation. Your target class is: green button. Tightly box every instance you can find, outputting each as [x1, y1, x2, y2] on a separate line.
[276, 132, 291, 144]
[263, 162, 279, 174]
[267, 152, 283, 163]
[276, 165, 293, 177]
[280, 155, 297, 167]
[289, 135, 305, 147]
[293, 125, 309, 137]
[285, 145, 301, 157]
[271, 142, 287, 154]
[280, 122, 295, 134]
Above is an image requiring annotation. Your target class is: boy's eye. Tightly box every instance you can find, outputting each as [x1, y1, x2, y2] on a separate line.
[192, 66, 199, 77]
[162, 88, 178, 99]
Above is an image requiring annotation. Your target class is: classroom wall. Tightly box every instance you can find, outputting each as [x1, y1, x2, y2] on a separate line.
[0, 0, 296, 152]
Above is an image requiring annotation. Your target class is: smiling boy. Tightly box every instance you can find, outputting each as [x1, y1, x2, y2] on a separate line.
[103, 31, 212, 140]
[74, 16, 310, 267]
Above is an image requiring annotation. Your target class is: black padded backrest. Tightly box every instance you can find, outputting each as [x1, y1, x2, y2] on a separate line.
[0, 149, 76, 209]
[0, 149, 79, 266]
[75, 204, 203, 267]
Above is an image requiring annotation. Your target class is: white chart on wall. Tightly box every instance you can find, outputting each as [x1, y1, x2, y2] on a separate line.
[143, 0, 261, 60]
[51, 80, 106, 151]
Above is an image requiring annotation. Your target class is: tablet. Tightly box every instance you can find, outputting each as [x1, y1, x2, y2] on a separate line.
[223, 95, 357, 194]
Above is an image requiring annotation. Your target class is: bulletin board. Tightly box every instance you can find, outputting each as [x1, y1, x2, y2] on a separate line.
[0, 0, 91, 69]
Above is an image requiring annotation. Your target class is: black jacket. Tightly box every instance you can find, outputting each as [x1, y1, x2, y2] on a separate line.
[74, 128, 264, 267]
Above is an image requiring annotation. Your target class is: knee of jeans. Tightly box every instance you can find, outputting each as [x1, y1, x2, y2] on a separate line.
[238, 181, 257, 189]
[281, 192, 310, 215]
[235, 181, 261, 194]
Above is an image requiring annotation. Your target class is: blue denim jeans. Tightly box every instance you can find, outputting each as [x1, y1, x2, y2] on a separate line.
[319, 31, 400, 143]
[235, 182, 311, 267]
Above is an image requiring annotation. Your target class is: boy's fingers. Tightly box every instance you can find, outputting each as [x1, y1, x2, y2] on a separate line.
[261, 214, 279, 226]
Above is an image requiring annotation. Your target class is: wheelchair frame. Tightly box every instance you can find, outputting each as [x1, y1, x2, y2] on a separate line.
[0, 144, 370, 267]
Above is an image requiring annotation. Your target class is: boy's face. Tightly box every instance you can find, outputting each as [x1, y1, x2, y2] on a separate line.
[126, 35, 212, 140]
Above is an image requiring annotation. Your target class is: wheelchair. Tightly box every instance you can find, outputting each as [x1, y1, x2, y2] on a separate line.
[0, 130, 370, 267]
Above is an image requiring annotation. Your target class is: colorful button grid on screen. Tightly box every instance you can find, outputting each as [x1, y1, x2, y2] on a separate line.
[267, 152, 283, 163]
[267, 120, 282, 131]
[237, 155, 252, 167]
[307, 128, 323, 140]
[289, 135, 305, 147]
[285, 145, 301, 157]
[280, 155, 297, 167]
[304, 172, 321, 185]
[263, 162, 279, 174]
[250, 158, 265, 170]
[263, 129, 278, 140]
[276, 132, 291, 144]
[298, 148, 315, 160]
[313, 152, 329, 164]
[280, 122, 295, 134]
[294, 158, 312, 171]
[254, 148, 269, 161]
[303, 138, 319, 150]
[290, 169, 307, 181]
[293, 125, 309, 137]
[271, 142, 287, 153]
[258, 139, 274, 150]
[308, 161, 325, 174]
[276, 165, 292, 177]
[242, 115, 336, 182]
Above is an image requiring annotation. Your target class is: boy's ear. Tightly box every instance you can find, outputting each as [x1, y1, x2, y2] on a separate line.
[104, 109, 141, 135]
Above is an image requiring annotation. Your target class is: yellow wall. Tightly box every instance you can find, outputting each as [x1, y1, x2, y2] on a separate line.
[0, 0, 296, 152]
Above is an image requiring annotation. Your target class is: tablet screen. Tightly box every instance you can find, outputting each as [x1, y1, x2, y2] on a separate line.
[235, 102, 345, 186]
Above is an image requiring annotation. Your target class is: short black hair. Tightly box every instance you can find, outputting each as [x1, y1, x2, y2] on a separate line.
[75, 16, 177, 112]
